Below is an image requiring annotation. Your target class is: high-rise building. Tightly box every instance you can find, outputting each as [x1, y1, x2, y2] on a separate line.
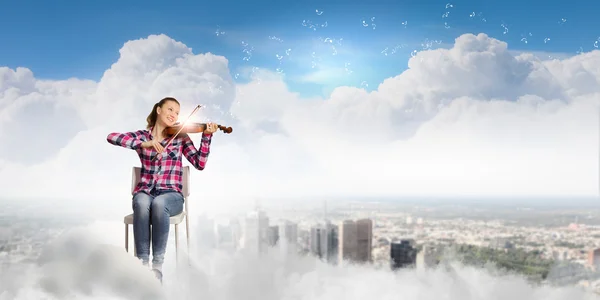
[587, 248, 600, 269]
[268, 225, 279, 247]
[390, 239, 417, 270]
[310, 227, 321, 256]
[338, 218, 372, 264]
[280, 221, 298, 244]
[416, 245, 442, 271]
[216, 223, 234, 249]
[243, 209, 269, 254]
[338, 220, 356, 262]
[229, 217, 242, 250]
[321, 222, 339, 263]
[279, 220, 298, 254]
[297, 228, 310, 255]
[355, 219, 372, 262]
[321, 222, 338, 264]
[309, 222, 338, 264]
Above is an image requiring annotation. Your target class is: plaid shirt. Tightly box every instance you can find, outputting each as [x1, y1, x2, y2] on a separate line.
[106, 128, 212, 195]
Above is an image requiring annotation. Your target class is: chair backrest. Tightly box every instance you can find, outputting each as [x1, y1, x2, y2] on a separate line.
[131, 166, 190, 198]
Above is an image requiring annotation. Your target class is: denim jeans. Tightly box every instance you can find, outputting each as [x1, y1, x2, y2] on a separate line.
[132, 189, 184, 268]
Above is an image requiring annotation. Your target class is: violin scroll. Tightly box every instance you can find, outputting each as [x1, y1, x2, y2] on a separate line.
[218, 125, 233, 134]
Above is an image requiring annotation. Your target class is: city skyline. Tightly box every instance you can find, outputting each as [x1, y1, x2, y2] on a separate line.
[2, 198, 600, 298]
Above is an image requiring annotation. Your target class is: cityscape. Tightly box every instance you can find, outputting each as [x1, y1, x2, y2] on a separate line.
[1, 197, 599, 297]
[200, 198, 600, 293]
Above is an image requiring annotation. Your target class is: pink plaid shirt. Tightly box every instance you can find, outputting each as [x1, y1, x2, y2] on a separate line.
[106, 128, 212, 195]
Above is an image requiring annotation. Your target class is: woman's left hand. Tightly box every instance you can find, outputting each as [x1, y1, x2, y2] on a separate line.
[204, 122, 218, 135]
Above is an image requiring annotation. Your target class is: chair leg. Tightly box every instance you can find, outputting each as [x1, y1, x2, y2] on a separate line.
[125, 224, 129, 252]
[175, 224, 179, 267]
[185, 215, 190, 264]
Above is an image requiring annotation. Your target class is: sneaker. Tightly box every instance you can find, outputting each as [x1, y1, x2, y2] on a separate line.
[152, 269, 163, 284]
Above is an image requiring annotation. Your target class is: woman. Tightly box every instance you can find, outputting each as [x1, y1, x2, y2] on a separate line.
[106, 97, 217, 283]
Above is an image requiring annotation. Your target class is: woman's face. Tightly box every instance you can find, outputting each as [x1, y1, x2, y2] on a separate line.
[157, 100, 180, 127]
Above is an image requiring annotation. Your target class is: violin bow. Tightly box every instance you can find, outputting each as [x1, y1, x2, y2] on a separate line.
[152, 104, 202, 162]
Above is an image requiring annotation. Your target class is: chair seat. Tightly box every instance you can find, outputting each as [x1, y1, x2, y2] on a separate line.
[123, 212, 186, 225]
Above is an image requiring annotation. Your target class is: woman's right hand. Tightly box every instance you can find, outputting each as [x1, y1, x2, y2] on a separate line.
[141, 140, 164, 153]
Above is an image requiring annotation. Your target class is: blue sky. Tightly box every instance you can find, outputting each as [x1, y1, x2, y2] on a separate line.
[1, 0, 599, 97]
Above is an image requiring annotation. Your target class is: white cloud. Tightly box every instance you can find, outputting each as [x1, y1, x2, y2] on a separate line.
[0, 33, 597, 213]
[508, 49, 575, 61]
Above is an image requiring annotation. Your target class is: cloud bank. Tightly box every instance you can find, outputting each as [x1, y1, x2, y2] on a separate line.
[0, 221, 597, 300]
[0, 33, 597, 213]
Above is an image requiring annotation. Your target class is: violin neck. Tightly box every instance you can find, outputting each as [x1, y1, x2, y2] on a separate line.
[196, 122, 232, 134]
[199, 123, 225, 129]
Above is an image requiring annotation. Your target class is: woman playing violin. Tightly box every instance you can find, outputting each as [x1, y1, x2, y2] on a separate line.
[106, 97, 218, 283]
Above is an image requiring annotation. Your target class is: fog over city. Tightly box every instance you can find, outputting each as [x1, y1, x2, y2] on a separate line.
[1, 199, 599, 300]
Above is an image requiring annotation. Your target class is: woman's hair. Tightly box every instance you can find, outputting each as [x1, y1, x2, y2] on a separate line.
[146, 97, 180, 129]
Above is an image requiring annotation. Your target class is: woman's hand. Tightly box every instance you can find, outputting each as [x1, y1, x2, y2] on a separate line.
[141, 139, 164, 153]
[204, 122, 218, 135]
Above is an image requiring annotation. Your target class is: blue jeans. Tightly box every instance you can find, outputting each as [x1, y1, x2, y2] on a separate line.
[132, 190, 184, 268]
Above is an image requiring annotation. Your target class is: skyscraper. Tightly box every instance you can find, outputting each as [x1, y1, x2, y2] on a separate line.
[355, 219, 372, 262]
[313, 221, 338, 264]
[268, 225, 279, 247]
[321, 222, 338, 264]
[310, 221, 338, 264]
[416, 245, 442, 271]
[279, 220, 298, 254]
[243, 209, 269, 254]
[229, 217, 242, 250]
[338, 218, 372, 264]
[216, 223, 234, 250]
[390, 239, 417, 270]
[587, 248, 600, 270]
[310, 226, 321, 257]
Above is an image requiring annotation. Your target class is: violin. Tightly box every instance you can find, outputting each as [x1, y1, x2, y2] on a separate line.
[165, 122, 233, 137]
[152, 105, 231, 161]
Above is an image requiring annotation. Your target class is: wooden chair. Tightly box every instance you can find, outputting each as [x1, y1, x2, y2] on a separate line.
[124, 166, 191, 265]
